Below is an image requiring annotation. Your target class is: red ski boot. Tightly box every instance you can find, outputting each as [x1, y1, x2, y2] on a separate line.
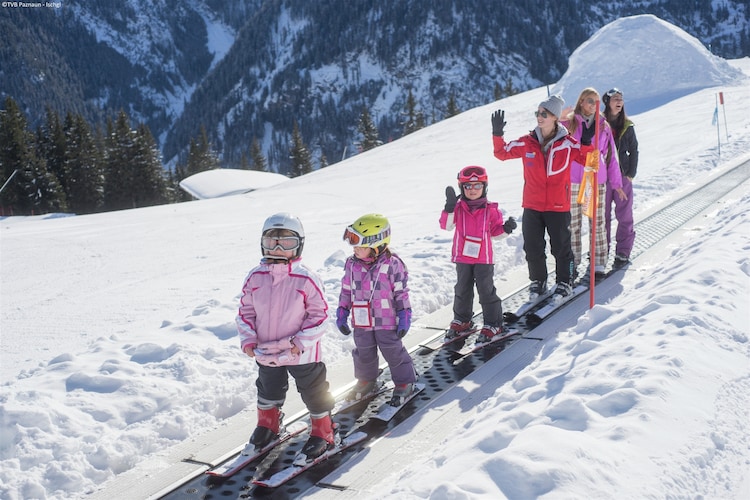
[249, 406, 282, 449]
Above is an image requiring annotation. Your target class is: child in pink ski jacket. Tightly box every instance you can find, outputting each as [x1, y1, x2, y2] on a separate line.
[439, 166, 516, 344]
[236, 212, 337, 461]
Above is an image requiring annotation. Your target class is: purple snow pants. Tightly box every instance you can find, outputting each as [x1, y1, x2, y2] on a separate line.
[351, 328, 416, 385]
[605, 176, 635, 257]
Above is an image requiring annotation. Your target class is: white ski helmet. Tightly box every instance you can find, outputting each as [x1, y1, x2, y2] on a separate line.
[261, 212, 305, 259]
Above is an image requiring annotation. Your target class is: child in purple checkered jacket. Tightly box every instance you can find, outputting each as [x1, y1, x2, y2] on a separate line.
[336, 214, 417, 406]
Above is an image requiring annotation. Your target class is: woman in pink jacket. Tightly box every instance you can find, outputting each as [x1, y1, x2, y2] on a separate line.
[562, 88, 626, 276]
[439, 166, 516, 345]
[236, 212, 336, 461]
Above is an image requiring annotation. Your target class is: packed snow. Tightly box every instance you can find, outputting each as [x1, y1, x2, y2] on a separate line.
[1, 15, 748, 500]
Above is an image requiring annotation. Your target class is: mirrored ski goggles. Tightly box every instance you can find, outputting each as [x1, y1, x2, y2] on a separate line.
[343, 226, 390, 246]
[460, 166, 485, 178]
[463, 182, 484, 190]
[261, 235, 301, 251]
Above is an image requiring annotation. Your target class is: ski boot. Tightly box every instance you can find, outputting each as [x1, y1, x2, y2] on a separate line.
[249, 406, 282, 450]
[552, 281, 573, 303]
[299, 413, 340, 461]
[444, 319, 472, 341]
[389, 383, 414, 407]
[474, 325, 502, 345]
[529, 280, 547, 300]
[346, 380, 378, 401]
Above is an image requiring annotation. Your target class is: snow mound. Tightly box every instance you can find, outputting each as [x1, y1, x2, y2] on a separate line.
[552, 14, 746, 114]
[179, 169, 289, 199]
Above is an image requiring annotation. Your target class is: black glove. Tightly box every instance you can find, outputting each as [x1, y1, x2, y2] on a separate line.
[503, 216, 517, 234]
[491, 110, 506, 137]
[444, 186, 458, 213]
[580, 123, 595, 146]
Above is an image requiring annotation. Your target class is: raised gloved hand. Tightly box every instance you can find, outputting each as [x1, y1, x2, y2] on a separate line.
[580, 123, 595, 145]
[491, 109, 506, 137]
[503, 216, 517, 234]
[396, 309, 411, 339]
[444, 186, 458, 213]
[336, 306, 351, 335]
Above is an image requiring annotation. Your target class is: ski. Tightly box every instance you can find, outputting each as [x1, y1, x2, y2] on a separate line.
[252, 431, 369, 488]
[206, 421, 309, 478]
[526, 284, 588, 325]
[418, 326, 479, 354]
[332, 381, 394, 414]
[370, 383, 425, 422]
[451, 328, 520, 357]
[504, 288, 555, 323]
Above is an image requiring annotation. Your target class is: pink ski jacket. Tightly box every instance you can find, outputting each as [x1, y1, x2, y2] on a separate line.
[562, 114, 623, 188]
[439, 199, 506, 264]
[236, 258, 329, 366]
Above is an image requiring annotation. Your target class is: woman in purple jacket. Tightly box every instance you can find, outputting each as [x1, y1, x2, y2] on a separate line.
[236, 213, 337, 461]
[336, 214, 417, 407]
[439, 166, 516, 345]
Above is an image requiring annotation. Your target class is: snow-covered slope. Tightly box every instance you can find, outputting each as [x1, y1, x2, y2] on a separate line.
[1, 15, 748, 500]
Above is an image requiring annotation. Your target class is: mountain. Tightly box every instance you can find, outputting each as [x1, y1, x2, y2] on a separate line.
[1, 1, 748, 173]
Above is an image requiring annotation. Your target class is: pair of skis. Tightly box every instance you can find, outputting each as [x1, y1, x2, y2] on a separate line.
[205, 380, 424, 485]
[252, 382, 425, 488]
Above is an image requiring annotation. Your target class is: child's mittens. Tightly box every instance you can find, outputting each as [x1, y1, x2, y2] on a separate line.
[336, 306, 351, 335]
[444, 186, 458, 213]
[503, 216, 517, 234]
[396, 308, 412, 338]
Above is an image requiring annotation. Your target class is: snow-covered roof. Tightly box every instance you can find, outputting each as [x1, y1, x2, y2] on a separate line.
[178, 168, 289, 199]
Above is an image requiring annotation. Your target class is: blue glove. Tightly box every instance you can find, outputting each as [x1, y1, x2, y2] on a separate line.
[503, 216, 517, 234]
[336, 307, 351, 335]
[396, 309, 411, 338]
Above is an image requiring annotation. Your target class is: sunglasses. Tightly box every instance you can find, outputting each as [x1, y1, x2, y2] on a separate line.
[584, 97, 597, 105]
[261, 235, 300, 251]
[463, 182, 484, 190]
[343, 226, 390, 246]
[535, 110, 550, 118]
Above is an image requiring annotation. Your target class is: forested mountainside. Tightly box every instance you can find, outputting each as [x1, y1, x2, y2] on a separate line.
[1, 0, 748, 174]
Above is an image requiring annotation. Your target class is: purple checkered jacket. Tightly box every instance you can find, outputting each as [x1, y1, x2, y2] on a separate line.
[338, 251, 410, 330]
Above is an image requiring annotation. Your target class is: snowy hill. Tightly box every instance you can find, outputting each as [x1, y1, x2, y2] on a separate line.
[1, 15, 749, 500]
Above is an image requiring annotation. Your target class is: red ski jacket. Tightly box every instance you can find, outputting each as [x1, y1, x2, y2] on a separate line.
[493, 128, 591, 212]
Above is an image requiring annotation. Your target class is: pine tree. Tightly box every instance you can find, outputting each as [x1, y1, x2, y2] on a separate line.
[0, 97, 64, 214]
[103, 110, 137, 211]
[64, 113, 104, 214]
[186, 126, 220, 177]
[401, 89, 424, 137]
[357, 107, 380, 151]
[288, 121, 312, 178]
[445, 92, 460, 118]
[250, 138, 268, 172]
[131, 123, 168, 208]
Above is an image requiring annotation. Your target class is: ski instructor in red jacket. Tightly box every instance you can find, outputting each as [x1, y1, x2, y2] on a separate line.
[491, 95, 592, 302]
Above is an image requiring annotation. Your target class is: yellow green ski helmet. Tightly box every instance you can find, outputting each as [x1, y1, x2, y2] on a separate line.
[343, 213, 391, 250]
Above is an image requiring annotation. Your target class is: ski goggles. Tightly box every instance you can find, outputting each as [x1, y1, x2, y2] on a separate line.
[462, 182, 484, 190]
[343, 226, 390, 246]
[261, 235, 301, 251]
[606, 88, 623, 99]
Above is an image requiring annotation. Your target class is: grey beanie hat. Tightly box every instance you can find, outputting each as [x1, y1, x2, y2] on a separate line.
[539, 94, 564, 118]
